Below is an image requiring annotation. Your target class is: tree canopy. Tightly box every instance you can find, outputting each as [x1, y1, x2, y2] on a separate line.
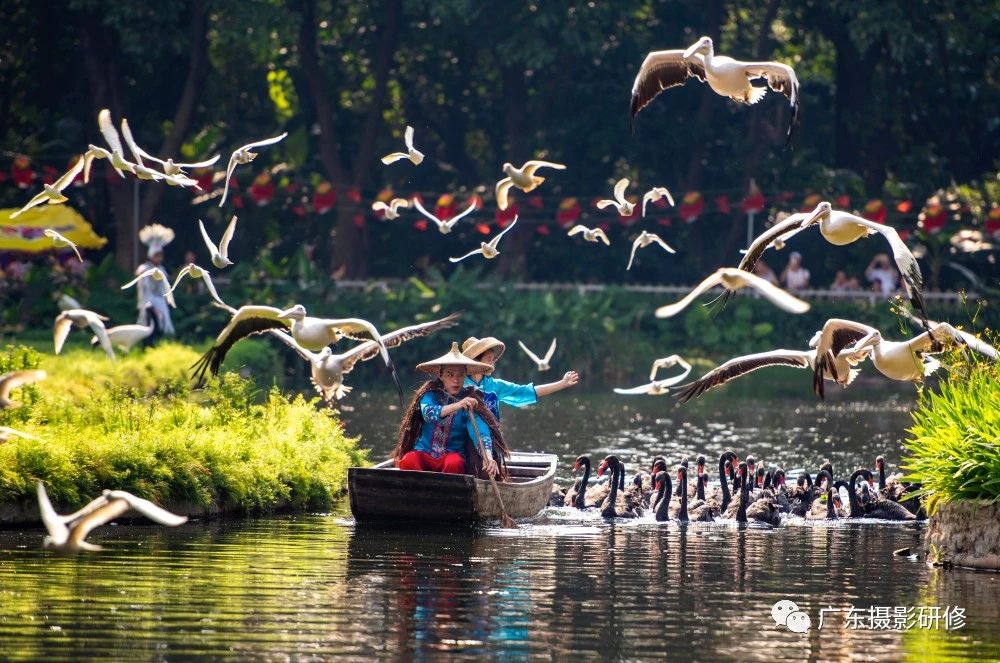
[1, 0, 996, 283]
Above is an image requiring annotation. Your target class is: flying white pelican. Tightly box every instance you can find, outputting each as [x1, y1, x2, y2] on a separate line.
[82, 144, 124, 183]
[54, 309, 114, 359]
[655, 267, 810, 318]
[616, 355, 692, 395]
[849, 323, 998, 383]
[596, 178, 635, 217]
[630, 36, 800, 143]
[674, 347, 868, 403]
[44, 229, 83, 262]
[412, 197, 477, 234]
[191, 304, 400, 401]
[449, 217, 519, 263]
[220, 132, 288, 207]
[372, 198, 411, 220]
[735, 202, 928, 322]
[94, 309, 159, 353]
[807, 318, 884, 398]
[380, 125, 424, 166]
[641, 186, 675, 217]
[0, 370, 46, 409]
[266, 314, 460, 402]
[627, 231, 676, 270]
[648, 354, 692, 382]
[97, 109, 139, 176]
[10, 156, 84, 218]
[0, 426, 41, 443]
[614, 378, 682, 396]
[118, 118, 200, 187]
[199, 217, 238, 269]
[167, 263, 227, 307]
[567, 225, 610, 246]
[37, 481, 186, 552]
[121, 269, 176, 308]
[518, 338, 557, 372]
[495, 160, 566, 211]
[118, 119, 219, 176]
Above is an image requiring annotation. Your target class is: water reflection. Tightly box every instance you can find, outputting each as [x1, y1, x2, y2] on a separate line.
[1, 385, 997, 660]
[1, 511, 997, 660]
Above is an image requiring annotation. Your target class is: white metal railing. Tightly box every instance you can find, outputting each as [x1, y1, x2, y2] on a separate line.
[325, 279, 977, 303]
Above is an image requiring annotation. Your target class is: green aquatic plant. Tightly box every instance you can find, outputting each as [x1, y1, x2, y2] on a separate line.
[0, 345, 366, 513]
[903, 337, 1000, 514]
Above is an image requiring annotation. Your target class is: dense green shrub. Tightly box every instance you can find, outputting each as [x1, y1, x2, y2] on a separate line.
[903, 341, 1000, 514]
[0, 344, 366, 512]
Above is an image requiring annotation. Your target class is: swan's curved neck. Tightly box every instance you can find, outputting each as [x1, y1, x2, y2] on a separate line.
[847, 471, 865, 517]
[719, 458, 732, 510]
[655, 477, 672, 520]
[607, 462, 620, 506]
[736, 475, 749, 522]
[575, 461, 591, 508]
[679, 473, 689, 521]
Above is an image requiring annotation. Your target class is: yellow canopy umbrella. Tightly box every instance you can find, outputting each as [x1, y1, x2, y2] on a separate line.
[0, 205, 107, 253]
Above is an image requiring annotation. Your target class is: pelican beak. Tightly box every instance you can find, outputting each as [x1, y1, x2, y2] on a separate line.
[683, 39, 706, 59]
[803, 202, 829, 227]
[277, 308, 296, 320]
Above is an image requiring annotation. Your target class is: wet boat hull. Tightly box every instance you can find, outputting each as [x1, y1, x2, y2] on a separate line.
[348, 452, 558, 524]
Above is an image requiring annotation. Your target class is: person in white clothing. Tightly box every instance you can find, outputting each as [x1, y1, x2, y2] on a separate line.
[781, 251, 810, 290]
[865, 253, 899, 296]
[136, 223, 176, 338]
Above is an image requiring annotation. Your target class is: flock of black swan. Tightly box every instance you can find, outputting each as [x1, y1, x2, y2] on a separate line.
[552, 452, 924, 524]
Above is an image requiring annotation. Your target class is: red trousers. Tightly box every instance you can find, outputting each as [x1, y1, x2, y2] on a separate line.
[397, 450, 466, 474]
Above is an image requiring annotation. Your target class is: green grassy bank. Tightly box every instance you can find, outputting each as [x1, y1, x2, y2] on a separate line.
[0, 344, 366, 520]
[903, 343, 1000, 514]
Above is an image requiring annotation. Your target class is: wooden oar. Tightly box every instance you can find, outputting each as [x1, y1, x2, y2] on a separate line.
[466, 404, 517, 529]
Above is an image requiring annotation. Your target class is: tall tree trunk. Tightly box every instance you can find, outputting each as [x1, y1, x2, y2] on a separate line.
[296, 0, 401, 278]
[81, 13, 135, 272]
[496, 64, 531, 277]
[138, 0, 209, 224]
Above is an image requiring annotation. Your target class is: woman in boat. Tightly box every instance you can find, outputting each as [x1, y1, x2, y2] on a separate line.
[391, 342, 509, 479]
[460, 336, 579, 421]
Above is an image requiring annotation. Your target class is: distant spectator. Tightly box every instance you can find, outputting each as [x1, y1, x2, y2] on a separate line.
[829, 270, 860, 292]
[865, 253, 899, 295]
[6, 259, 30, 281]
[754, 260, 779, 285]
[780, 252, 810, 290]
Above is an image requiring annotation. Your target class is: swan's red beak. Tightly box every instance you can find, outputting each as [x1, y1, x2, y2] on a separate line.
[573, 461, 580, 472]
[597, 461, 607, 477]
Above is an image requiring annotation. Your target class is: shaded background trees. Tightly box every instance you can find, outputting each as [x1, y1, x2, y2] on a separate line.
[1, 0, 996, 283]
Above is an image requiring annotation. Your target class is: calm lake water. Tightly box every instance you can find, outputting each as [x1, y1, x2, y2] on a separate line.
[2, 381, 998, 661]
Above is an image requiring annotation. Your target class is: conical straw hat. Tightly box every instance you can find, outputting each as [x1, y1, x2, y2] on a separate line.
[416, 342, 494, 375]
[461, 336, 506, 363]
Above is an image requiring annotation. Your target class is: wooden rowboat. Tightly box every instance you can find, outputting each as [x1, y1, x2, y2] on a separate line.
[348, 452, 558, 524]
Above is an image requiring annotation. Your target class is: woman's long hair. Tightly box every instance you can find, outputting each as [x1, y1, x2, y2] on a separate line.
[392, 379, 510, 480]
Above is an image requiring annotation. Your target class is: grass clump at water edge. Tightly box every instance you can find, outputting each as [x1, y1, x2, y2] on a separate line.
[0, 343, 367, 512]
[902, 340, 1000, 515]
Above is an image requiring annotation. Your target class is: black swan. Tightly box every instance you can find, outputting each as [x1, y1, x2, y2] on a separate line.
[653, 471, 672, 521]
[598, 455, 640, 519]
[565, 455, 611, 509]
[736, 462, 781, 525]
